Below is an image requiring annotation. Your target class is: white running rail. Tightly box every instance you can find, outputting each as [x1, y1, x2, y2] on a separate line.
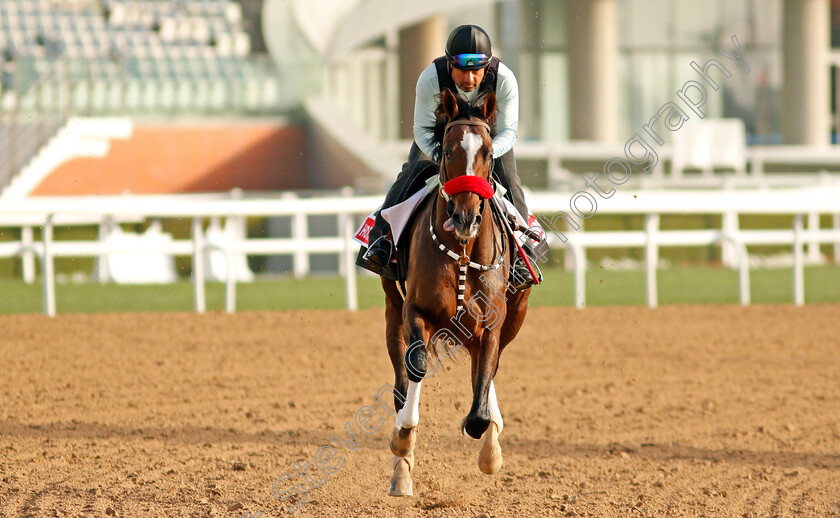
[0, 187, 839, 315]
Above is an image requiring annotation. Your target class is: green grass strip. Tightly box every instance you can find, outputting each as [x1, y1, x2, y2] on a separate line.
[0, 266, 837, 314]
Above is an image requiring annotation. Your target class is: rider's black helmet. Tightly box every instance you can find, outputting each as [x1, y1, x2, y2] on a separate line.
[445, 25, 492, 70]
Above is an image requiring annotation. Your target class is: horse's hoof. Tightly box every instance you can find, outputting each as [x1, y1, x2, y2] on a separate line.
[478, 422, 503, 474]
[388, 454, 414, 496]
[390, 425, 416, 457]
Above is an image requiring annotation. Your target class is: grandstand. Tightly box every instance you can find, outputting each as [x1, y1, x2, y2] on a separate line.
[0, 0, 320, 196]
[1, 0, 248, 60]
[0, 0, 288, 115]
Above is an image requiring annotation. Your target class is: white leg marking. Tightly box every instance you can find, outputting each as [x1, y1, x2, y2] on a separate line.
[460, 132, 482, 176]
[487, 380, 503, 433]
[396, 380, 422, 429]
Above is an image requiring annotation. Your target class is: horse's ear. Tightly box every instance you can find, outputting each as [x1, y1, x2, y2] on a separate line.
[481, 92, 497, 121]
[441, 89, 459, 120]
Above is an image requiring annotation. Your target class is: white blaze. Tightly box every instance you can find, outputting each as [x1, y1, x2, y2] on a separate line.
[460, 131, 482, 176]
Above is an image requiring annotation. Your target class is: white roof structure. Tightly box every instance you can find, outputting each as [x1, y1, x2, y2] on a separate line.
[264, 0, 495, 61]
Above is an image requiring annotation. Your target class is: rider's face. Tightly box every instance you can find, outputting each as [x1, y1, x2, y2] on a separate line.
[450, 66, 486, 92]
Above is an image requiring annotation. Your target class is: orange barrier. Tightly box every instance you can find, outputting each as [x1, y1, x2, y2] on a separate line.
[33, 123, 307, 195]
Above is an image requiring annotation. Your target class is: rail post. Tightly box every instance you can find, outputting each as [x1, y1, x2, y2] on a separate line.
[192, 217, 206, 313]
[42, 215, 56, 317]
[341, 210, 358, 311]
[793, 214, 805, 306]
[645, 213, 660, 308]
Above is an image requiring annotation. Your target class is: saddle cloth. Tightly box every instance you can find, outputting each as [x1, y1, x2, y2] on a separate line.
[354, 175, 547, 250]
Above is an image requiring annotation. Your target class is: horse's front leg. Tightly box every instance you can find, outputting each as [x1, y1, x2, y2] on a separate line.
[477, 379, 503, 474]
[463, 332, 504, 474]
[388, 306, 431, 496]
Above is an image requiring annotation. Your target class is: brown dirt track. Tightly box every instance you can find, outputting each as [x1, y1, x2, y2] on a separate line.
[1, 304, 840, 518]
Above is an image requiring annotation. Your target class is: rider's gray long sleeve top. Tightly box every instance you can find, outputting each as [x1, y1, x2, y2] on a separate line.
[412, 61, 519, 160]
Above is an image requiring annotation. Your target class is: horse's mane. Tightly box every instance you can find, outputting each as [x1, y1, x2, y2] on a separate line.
[427, 90, 495, 162]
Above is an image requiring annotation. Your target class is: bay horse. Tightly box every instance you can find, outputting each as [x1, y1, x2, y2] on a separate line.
[381, 88, 530, 496]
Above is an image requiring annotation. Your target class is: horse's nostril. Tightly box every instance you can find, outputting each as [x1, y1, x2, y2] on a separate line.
[452, 212, 481, 231]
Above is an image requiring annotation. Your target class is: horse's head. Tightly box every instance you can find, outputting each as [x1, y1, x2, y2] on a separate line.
[437, 88, 496, 241]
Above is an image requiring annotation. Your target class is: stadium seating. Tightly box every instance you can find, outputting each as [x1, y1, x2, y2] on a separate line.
[0, 0, 281, 114]
[0, 0, 249, 62]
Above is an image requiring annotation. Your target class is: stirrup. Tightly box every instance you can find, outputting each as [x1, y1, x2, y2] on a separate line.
[361, 236, 393, 274]
[510, 256, 542, 290]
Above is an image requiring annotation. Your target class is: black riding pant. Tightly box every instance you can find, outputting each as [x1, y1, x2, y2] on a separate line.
[371, 141, 528, 242]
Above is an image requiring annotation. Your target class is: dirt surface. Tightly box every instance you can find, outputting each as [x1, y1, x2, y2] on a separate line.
[1, 304, 840, 517]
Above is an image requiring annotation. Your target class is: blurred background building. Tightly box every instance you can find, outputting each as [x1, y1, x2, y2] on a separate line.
[1, 0, 838, 196]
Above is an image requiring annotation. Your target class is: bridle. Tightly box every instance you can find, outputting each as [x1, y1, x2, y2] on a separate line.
[431, 116, 506, 313]
[437, 117, 496, 219]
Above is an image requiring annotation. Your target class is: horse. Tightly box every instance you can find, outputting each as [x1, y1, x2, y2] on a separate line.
[380, 88, 530, 496]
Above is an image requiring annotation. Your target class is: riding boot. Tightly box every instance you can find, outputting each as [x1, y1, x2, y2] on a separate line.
[361, 212, 393, 274]
[510, 246, 542, 290]
[494, 148, 542, 289]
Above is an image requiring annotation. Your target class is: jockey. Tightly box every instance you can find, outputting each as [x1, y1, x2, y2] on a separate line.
[361, 24, 539, 288]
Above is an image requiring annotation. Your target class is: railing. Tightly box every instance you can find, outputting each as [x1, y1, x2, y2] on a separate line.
[0, 187, 839, 316]
[383, 139, 840, 191]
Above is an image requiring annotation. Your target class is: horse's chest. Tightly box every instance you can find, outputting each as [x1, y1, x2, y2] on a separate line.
[420, 273, 507, 336]
[461, 280, 506, 330]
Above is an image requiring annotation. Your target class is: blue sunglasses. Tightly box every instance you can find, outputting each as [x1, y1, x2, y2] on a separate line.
[451, 53, 489, 69]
